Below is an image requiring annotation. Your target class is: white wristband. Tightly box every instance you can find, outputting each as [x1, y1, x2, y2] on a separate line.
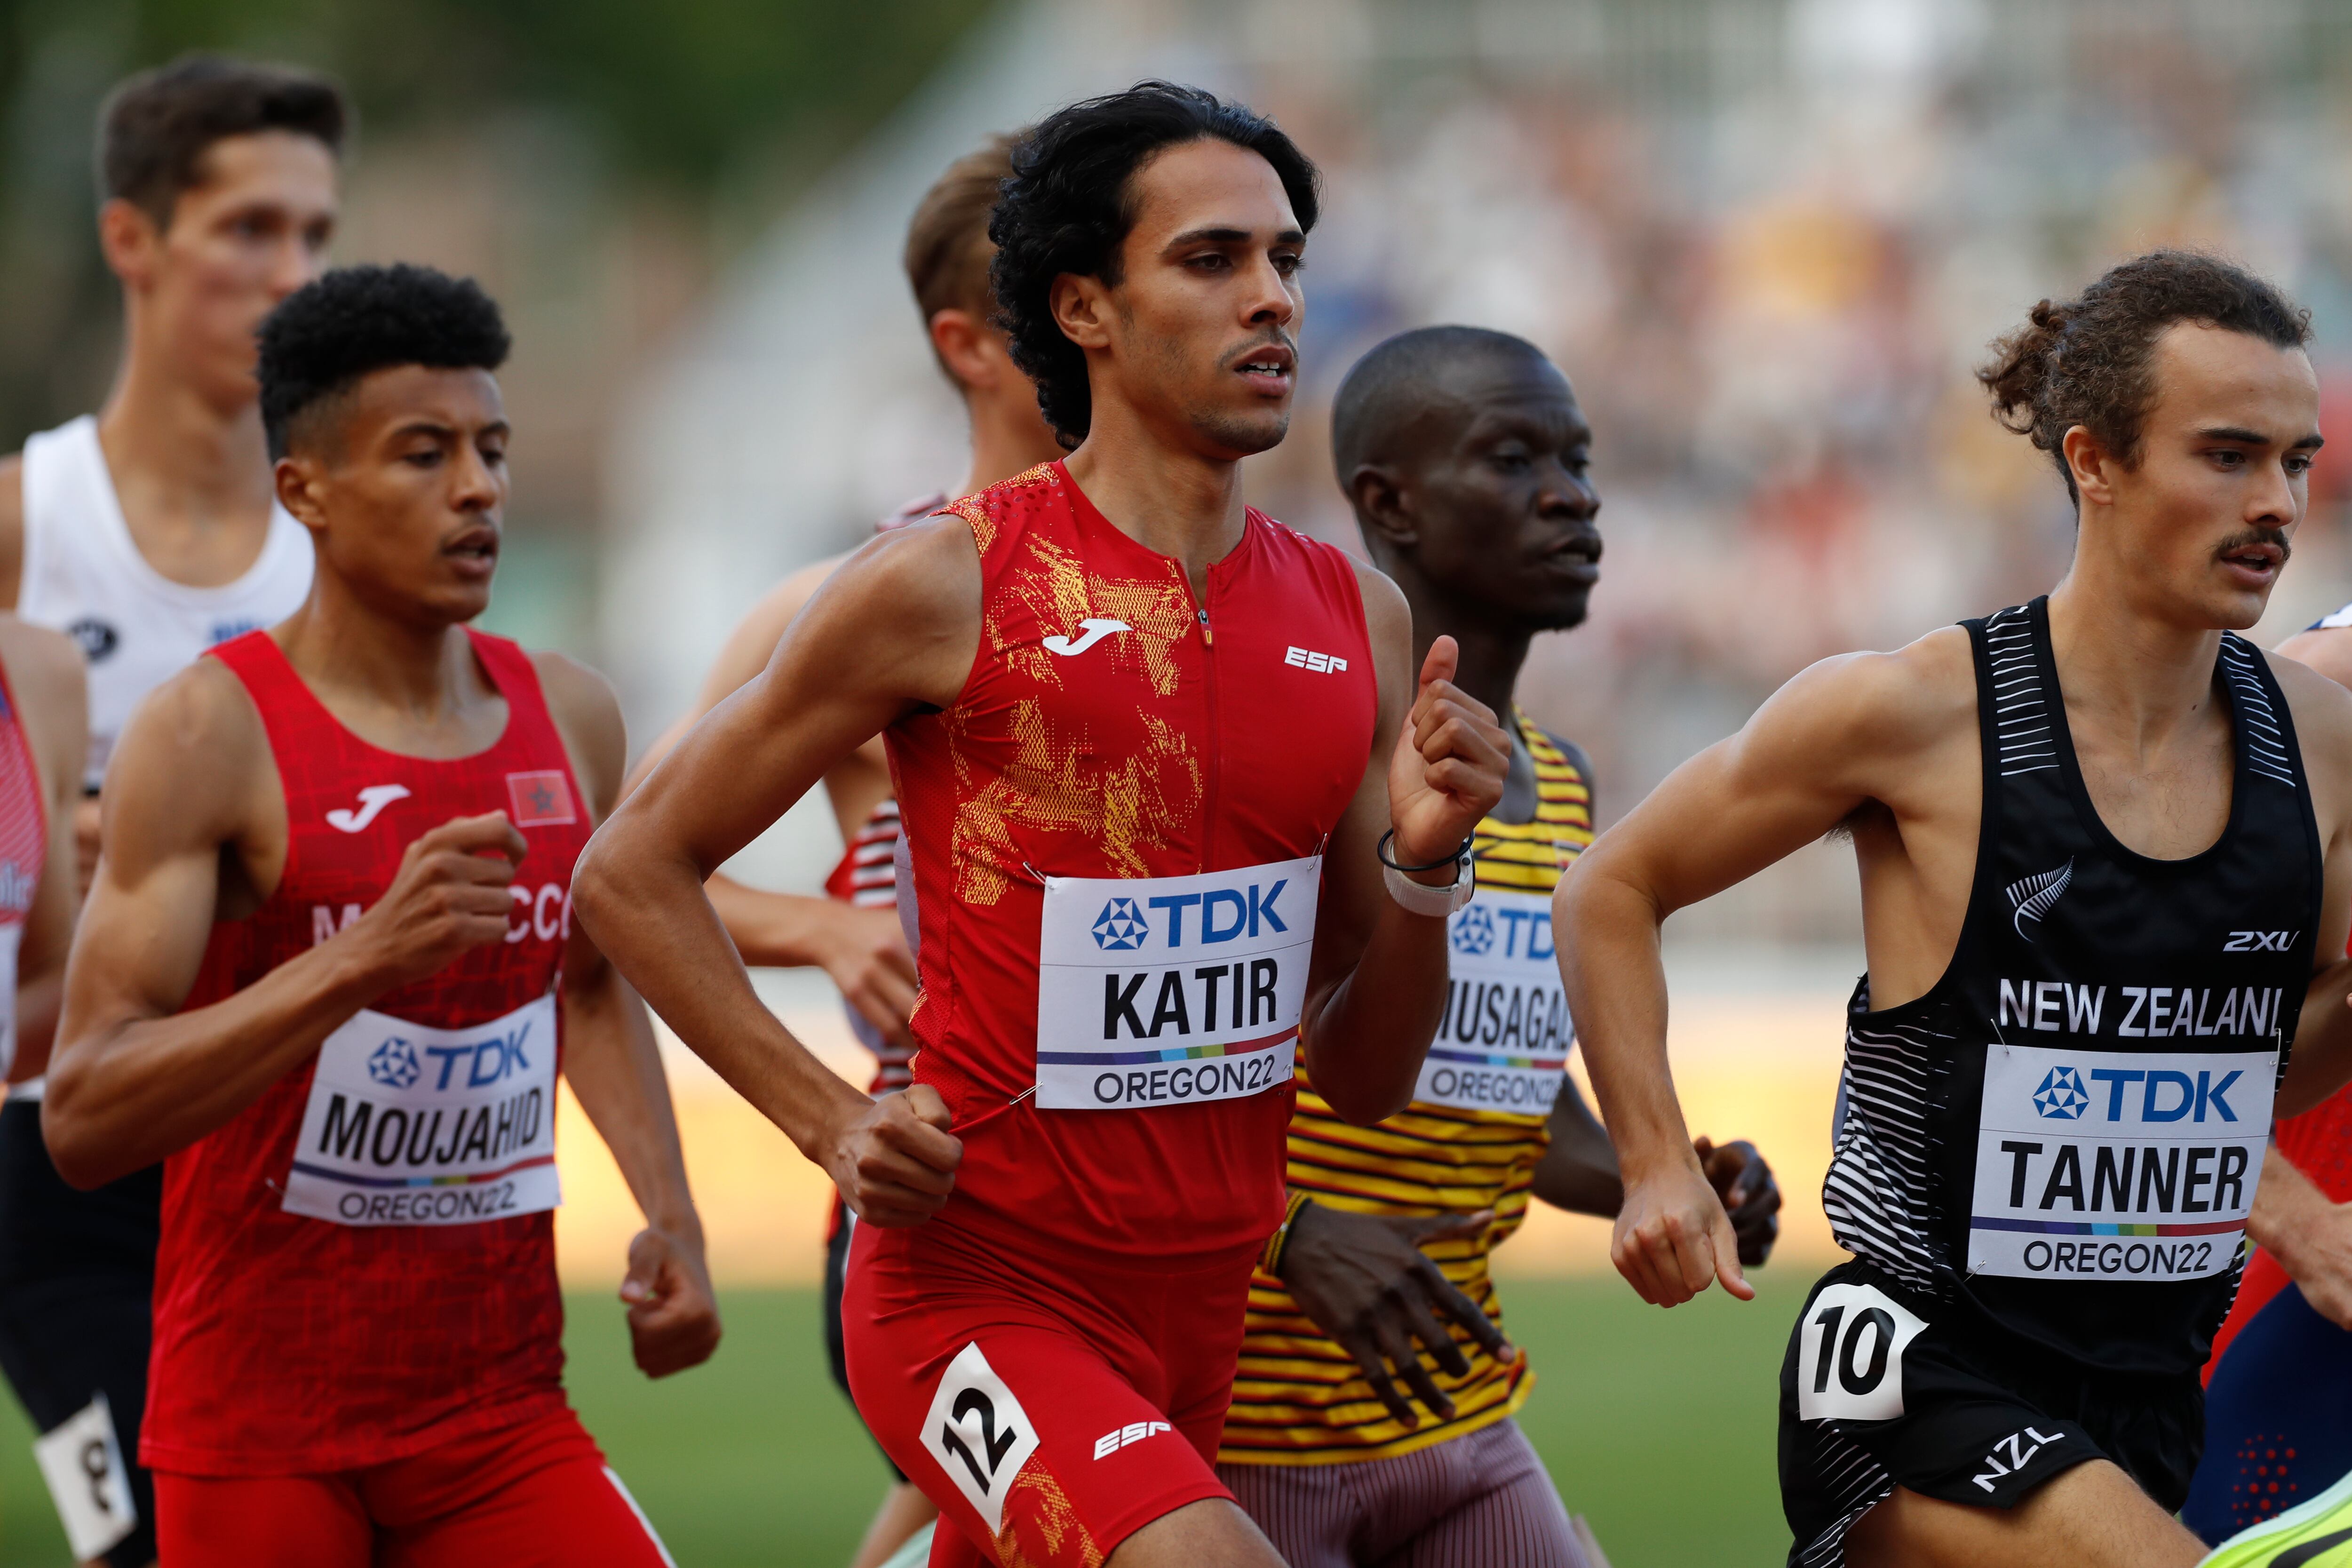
[1383, 854, 1474, 917]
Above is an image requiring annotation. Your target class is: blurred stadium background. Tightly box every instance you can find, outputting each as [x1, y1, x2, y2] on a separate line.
[6, 0, 2352, 1560]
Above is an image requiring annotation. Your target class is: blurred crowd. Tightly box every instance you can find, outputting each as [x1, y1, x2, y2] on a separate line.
[1217, 5, 2352, 871]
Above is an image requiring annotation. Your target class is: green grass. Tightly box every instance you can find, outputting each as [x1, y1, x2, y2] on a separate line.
[0, 1278, 1804, 1566]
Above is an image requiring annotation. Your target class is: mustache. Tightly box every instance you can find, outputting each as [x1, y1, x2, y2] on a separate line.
[2215, 527, 2292, 563]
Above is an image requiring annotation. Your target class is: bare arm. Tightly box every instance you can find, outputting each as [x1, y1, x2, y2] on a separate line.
[0, 619, 82, 1082]
[2245, 1144, 2352, 1330]
[43, 661, 527, 1188]
[1557, 636, 1971, 1306]
[1296, 565, 1511, 1125]
[574, 522, 978, 1225]
[627, 557, 918, 1046]
[0, 457, 24, 614]
[538, 651, 720, 1378]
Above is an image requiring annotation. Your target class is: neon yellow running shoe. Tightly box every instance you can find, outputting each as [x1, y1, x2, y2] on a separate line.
[2201, 1463, 2352, 1566]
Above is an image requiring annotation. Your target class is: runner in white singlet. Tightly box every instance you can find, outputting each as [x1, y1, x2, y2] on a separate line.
[0, 57, 342, 1568]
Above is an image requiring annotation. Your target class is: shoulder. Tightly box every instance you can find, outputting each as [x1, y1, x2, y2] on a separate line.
[941, 463, 1059, 556]
[2274, 623, 2352, 694]
[0, 617, 82, 792]
[1345, 554, 1407, 638]
[527, 650, 626, 810]
[823, 512, 983, 615]
[111, 656, 267, 792]
[0, 615, 81, 706]
[1747, 623, 1977, 757]
[2257, 638, 2352, 763]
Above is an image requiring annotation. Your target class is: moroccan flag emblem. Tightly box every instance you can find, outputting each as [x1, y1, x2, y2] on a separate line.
[504, 770, 577, 828]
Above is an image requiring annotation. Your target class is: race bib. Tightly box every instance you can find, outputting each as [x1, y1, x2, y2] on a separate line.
[1035, 856, 1318, 1110]
[922, 1342, 1040, 1535]
[32, 1394, 135, 1561]
[1415, 887, 1571, 1114]
[284, 992, 560, 1226]
[1796, 1282, 1926, 1422]
[1967, 1043, 2273, 1281]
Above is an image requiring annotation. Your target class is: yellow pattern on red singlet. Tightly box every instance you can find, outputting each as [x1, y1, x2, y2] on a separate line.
[1218, 711, 1593, 1465]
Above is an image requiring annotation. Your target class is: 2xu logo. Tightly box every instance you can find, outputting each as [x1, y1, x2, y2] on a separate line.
[921, 1342, 1039, 1536]
[1796, 1282, 1927, 1423]
[2224, 930, 2298, 952]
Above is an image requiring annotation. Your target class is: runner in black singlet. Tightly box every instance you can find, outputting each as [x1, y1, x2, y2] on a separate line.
[1557, 252, 2352, 1568]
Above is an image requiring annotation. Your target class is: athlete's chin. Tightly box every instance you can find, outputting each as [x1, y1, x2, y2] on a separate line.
[2193, 578, 2278, 632]
[1189, 407, 1291, 459]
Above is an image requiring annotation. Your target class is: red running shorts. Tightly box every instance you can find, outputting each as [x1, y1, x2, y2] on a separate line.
[152, 1403, 673, 1568]
[844, 1215, 1257, 1566]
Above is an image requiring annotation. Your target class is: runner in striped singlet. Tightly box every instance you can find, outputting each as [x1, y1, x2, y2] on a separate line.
[2179, 601, 2352, 1542]
[1558, 254, 2352, 1568]
[1217, 328, 1780, 1568]
[620, 135, 1059, 1568]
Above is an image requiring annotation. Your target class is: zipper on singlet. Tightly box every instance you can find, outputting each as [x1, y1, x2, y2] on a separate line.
[1194, 590, 1220, 873]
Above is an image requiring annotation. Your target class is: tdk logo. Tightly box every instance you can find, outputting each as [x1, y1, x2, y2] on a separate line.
[369, 1039, 422, 1090]
[1448, 902, 1553, 962]
[2031, 1066, 2089, 1120]
[2029, 1062, 2242, 1124]
[1452, 906, 1496, 956]
[367, 1022, 538, 1092]
[1090, 880, 1289, 952]
[1092, 898, 1149, 951]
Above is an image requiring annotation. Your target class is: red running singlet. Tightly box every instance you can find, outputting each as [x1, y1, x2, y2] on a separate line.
[143, 630, 592, 1476]
[0, 658, 45, 1080]
[888, 461, 1377, 1266]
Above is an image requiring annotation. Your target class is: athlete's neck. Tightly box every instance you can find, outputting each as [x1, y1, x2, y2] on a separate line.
[95, 338, 277, 585]
[2044, 572, 2227, 753]
[956, 389, 1063, 498]
[270, 583, 503, 757]
[1059, 403, 1247, 595]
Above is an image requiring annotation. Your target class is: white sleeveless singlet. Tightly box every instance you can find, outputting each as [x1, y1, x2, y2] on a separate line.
[18, 415, 315, 790]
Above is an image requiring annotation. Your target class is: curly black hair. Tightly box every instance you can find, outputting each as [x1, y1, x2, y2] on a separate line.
[1978, 251, 2310, 505]
[258, 263, 511, 458]
[989, 81, 1320, 447]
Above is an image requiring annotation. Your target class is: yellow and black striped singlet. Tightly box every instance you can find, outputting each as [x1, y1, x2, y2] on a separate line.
[1219, 710, 1594, 1466]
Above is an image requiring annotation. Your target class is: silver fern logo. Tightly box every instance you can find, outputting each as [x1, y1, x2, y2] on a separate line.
[2005, 860, 2074, 940]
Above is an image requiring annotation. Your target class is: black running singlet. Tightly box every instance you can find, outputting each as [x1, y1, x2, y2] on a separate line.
[1824, 597, 2320, 1377]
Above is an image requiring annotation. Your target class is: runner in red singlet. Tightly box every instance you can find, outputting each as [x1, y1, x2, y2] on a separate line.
[578, 84, 1512, 1568]
[40, 263, 719, 1566]
[621, 133, 1061, 1568]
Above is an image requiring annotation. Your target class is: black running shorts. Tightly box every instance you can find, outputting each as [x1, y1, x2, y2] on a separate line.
[0, 1097, 161, 1568]
[1777, 1258, 2202, 1568]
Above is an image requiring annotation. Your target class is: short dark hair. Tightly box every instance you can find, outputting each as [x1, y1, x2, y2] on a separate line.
[904, 134, 1020, 384]
[100, 54, 348, 229]
[1331, 325, 1553, 485]
[990, 81, 1320, 448]
[1978, 250, 2312, 504]
[258, 264, 510, 458]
